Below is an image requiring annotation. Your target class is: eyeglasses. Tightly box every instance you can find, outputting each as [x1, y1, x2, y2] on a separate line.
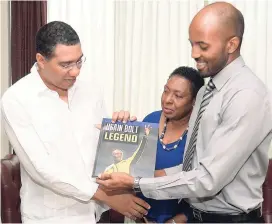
[59, 56, 86, 71]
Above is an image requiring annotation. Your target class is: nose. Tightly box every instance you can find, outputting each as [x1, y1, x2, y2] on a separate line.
[165, 93, 173, 104]
[68, 66, 80, 78]
[191, 46, 201, 60]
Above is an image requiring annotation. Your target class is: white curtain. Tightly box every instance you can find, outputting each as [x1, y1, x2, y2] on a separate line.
[47, 0, 115, 112]
[208, 0, 272, 90]
[114, 1, 204, 119]
[47, 0, 204, 120]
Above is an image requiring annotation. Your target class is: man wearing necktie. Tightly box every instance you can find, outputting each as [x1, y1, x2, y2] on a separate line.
[97, 2, 272, 223]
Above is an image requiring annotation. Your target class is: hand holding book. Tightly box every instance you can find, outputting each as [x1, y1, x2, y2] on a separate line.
[95, 110, 137, 130]
[97, 172, 134, 191]
[111, 110, 137, 123]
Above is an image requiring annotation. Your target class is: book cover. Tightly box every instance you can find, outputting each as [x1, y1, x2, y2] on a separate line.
[92, 118, 159, 177]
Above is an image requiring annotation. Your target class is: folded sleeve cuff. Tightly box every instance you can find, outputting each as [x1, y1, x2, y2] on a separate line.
[139, 177, 156, 198]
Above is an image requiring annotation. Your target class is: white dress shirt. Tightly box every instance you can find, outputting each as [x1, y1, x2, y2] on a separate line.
[1, 64, 108, 223]
[139, 56, 272, 214]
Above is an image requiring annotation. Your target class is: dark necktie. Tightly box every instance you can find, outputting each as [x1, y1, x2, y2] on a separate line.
[183, 79, 216, 171]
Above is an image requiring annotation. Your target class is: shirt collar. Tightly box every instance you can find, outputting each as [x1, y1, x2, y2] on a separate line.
[212, 56, 245, 91]
[31, 63, 49, 93]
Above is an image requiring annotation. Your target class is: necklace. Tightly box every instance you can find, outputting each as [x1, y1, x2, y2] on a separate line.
[159, 118, 188, 151]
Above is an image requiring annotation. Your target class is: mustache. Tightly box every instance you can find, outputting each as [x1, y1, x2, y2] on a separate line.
[195, 58, 205, 63]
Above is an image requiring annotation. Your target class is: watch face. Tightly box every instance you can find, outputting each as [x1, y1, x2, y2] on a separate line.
[133, 177, 141, 193]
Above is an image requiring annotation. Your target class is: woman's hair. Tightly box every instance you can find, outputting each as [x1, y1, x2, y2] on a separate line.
[169, 66, 205, 98]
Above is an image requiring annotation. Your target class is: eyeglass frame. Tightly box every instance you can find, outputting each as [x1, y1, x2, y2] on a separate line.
[58, 55, 86, 71]
[43, 54, 87, 71]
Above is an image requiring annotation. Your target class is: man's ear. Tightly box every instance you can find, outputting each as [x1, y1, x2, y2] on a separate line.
[36, 53, 47, 69]
[227, 36, 240, 54]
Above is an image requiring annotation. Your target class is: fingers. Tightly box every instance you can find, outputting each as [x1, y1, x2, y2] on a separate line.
[123, 111, 130, 122]
[96, 179, 117, 191]
[96, 173, 113, 189]
[128, 204, 147, 220]
[130, 115, 137, 121]
[124, 212, 135, 221]
[96, 179, 109, 188]
[133, 196, 151, 211]
[97, 184, 114, 192]
[112, 110, 137, 123]
[112, 110, 126, 123]
[98, 172, 111, 180]
[131, 207, 145, 219]
[97, 173, 133, 191]
[131, 202, 149, 217]
[112, 111, 119, 123]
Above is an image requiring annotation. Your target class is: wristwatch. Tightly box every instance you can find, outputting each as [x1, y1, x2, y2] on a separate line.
[133, 176, 142, 193]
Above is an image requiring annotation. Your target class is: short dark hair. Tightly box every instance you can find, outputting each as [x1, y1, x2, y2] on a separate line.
[36, 21, 80, 58]
[169, 66, 204, 98]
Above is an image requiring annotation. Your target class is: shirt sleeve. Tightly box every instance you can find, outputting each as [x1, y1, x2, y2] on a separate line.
[1, 94, 99, 202]
[164, 164, 183, 175]
[139, 90, 272, 200]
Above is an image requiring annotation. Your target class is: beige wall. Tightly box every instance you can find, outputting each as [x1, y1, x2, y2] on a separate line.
[0, 0, 11, 158]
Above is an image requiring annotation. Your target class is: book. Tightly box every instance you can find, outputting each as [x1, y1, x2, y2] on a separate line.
[92, 118, 159, 177]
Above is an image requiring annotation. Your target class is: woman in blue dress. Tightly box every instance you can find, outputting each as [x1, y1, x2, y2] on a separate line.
[139, 66, 204, 223]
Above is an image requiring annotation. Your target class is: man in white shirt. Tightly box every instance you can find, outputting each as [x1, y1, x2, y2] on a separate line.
[97, 2, 272, 223]
[1, 21, 149, 223]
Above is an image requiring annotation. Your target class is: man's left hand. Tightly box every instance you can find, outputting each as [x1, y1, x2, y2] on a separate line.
[112, 110, 137, 123]
[95, 110, 137, 130]
[97, 172, 134, 191]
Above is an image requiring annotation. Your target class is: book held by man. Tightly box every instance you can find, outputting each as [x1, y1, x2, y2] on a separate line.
[92, 118, 159, 177]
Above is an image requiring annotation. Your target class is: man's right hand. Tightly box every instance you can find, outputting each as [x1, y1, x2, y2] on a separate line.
[94, 188, 150, 221]
[104, 190, 150, 220]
